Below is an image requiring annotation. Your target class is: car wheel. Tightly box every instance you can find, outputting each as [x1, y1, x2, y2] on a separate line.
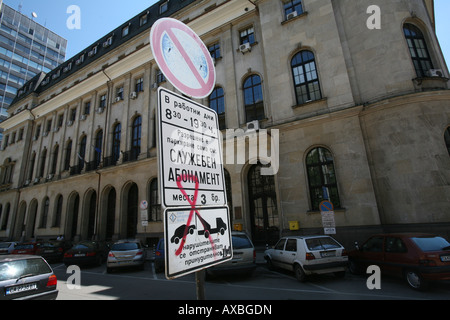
[404, 269, 427, 291]
[266, 258, 274, 270]
[348, 259, 363, 275]
[294, 264, 306, 282]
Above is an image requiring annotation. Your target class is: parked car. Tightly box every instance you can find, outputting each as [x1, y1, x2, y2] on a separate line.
[264, 235, 348, 282]
[63, 241, 108, 267]
[205, 232, 257, 279]
[348, 233, 450, 290]
[0, 242, 16, 255]
[154, 238, 165, 273]
[36, 241, 72, 263]
[106, 240, 146, 273]
[0, 255, 58, 300]
[11, 243, 40, 255]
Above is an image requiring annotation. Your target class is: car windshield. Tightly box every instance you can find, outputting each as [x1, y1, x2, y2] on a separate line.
[0, 258, 51, 281]
[111, 242, 140, 251]
[232, 235, 253, 249]
[14, 244, 34, 250]
[72, 241, 96, 250]
[411, 236, 450, 252]
[305, 237, 341, 251]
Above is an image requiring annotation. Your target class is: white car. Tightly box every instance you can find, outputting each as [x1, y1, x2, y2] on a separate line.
[264, 235, 348, 282]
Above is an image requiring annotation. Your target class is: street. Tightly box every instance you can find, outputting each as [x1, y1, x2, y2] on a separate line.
[51, 260, 450, 301]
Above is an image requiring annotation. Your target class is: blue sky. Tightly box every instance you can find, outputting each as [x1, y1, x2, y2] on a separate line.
[3, 0, 450, 67]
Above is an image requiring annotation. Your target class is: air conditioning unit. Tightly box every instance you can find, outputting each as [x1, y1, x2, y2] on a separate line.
[24, 180, 30, 186]
[47, 174, 54, 180]
[80, 115, 87, 121]
[33, 178, 40, 183]
[151, 83, 158, 90]
[246, 120, 260, 132]
[287, 11, 298, 20]
[239, 42, 251, 54]
[115, 96, 122, 103]
[130, 92, 137, 100]
[66, 120, 73, 126]
[42, 131, 48, 137]
[97, 107, 104, 114]
[427, 69, 444, 77]
[53, 127, 60, 133]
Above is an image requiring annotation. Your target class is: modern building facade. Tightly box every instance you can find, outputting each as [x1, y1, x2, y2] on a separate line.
[0, 0, 448, 247]
[0, 3, 67, 139]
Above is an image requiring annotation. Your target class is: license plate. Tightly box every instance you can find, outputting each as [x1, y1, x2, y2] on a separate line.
[320, 251, 336, 258]
[6, 283, 38, 296]
[441, 255, 450, 262]
[74, 253, 85, 257]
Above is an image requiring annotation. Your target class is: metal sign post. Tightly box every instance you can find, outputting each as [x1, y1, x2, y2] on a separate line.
[151, 18, 230, 300]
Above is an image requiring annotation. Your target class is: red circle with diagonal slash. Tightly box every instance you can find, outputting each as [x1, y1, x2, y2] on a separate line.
[150, 18, 216, 99]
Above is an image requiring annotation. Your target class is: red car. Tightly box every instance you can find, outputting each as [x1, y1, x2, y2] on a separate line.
[11, 243, 40, 255]
[348, 233, 450, 290]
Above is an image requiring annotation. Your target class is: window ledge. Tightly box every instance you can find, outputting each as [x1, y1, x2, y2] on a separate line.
[412, 76, 449, 91]
[292, 97, 327, 109]
[281, 11, 308, 25]
[306, 207, 346, 215]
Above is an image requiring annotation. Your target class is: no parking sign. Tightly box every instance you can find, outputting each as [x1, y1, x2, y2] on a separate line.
[150, 18, 216, 99]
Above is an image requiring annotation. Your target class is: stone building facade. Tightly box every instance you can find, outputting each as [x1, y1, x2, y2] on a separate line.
[0, 0, 449, 247]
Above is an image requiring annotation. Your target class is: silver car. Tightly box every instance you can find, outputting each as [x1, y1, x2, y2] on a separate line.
[0, 255, 58, 300]
[106, 240, 146, 273]
[205, 232, 256, 279]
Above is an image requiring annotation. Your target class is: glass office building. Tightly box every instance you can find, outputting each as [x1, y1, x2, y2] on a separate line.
[0, 3, 67, 139]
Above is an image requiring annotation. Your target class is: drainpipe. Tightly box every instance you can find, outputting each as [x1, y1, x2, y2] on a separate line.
[93, 68, 113, 240]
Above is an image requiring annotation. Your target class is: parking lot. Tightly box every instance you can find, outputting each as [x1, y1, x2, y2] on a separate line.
[51, 253, 450, 301]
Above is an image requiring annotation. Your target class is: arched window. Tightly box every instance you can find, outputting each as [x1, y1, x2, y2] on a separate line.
[112, 123, 121, 163]
[78, 136, 87, 170]
[40, 197, 50, 228]
[149, 179, 161, 222]
[209, 87, 226, 130]
[64, 140, 72, 171]
[53, 195, 63, 227]
[403, 23, 433, 78]
[94, 130, 103, 168]
[1, 203, 9, 231]
[28, 152, 36, 182]
[445, 127, 450, 156]
[131, 116, 142, 161]
[244, 75, 265, 122]
[306, 147, 341, 210]
[50, 145, 59, 175]
[291, 50, 322, 105]
[39, 148, 47, 178]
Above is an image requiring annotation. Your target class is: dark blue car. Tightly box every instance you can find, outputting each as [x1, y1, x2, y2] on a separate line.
[154, 239, 165, 273]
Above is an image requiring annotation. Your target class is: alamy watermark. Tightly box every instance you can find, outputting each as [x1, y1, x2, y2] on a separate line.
[65, 5, 381, 31]
[66, 5, 81, 30]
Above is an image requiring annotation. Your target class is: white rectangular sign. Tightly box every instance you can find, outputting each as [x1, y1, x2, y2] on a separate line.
[164, 206, 232, 279]
[157, 88, 227, 208]
[321, 211, 336, 235]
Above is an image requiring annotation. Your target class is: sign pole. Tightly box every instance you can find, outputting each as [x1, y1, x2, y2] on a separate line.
[195, 270, 206, 300]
